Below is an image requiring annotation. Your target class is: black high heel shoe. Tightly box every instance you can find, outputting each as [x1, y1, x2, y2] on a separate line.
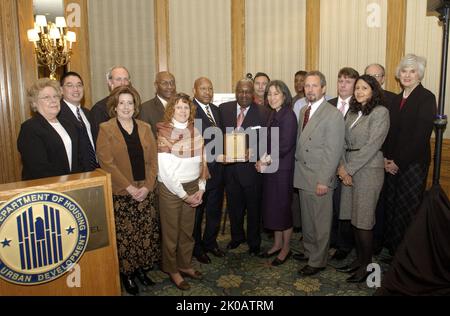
[258, 248, 282, 258]
[346, 270, 371, 283]
[136, 268, 155, 286]
[121, 273, 139, 295]
[271, 251, 292, 266]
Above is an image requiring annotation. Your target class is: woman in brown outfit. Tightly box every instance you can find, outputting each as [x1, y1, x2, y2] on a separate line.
[97, 85, 160, 295]
[157, 93, 209, 291]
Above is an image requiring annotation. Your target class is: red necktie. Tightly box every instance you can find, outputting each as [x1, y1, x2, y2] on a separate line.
[302, 105, 311, 130]
[236, 107, 246, 129]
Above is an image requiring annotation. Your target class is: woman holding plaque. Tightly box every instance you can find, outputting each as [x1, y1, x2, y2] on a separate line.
[256, 80, 298, 266]
[96, 85, 160, 295]
[157, 93, 209, 291]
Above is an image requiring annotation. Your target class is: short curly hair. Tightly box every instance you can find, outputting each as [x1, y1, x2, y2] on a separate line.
[27, 78, 61, 112]
[163, 93, 196, 124]
[107, 85, 141, 118]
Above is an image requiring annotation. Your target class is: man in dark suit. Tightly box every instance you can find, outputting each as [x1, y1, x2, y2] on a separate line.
[138, 71, 176, 138]
[90, 66, 131, 142]
[327, 67, 359, 261]
[365, 63, 397, 108]
[191, 77, 225, 264]
[59, 71, 98, 171]
[364, 63, 397, 254]
[219, 79, 269, 256]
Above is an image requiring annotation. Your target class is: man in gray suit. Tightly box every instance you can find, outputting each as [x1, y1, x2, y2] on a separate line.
[293, 71, 345, 276]
[138, 71, 176, 137]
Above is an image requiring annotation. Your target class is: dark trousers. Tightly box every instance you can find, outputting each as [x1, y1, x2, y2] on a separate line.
[225, 177, 262, 249]
[373, 179, 387, 249]
[193, 185, 224, 255]
[330, 180, 354, 252]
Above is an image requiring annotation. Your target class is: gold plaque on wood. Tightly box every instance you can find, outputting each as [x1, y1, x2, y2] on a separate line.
[224, 133, 246, 162]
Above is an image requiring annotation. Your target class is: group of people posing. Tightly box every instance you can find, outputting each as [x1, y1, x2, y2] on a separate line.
[17, 53, 436, 294]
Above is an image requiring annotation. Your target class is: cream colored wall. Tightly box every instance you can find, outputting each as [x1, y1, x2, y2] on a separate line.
[405, 0, 449, 138]
[88, 0, 156, 104]
[319, 0, 387, 96]
[168, 0, 231, 95]
[246, 0, 306, 95]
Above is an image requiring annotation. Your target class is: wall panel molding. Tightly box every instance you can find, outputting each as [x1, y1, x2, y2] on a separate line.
[155, 0, 170, 72]
[65, 0, 92, 106]
[231, 0, 246, 87]
[385, 0, 406, 93]
[0, 0, 29, 184]
[306, 0, 320, 71]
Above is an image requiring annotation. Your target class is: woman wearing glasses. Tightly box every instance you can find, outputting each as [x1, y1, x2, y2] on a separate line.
[17, 78, 82, 180]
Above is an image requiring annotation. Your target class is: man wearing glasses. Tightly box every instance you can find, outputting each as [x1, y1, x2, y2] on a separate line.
[59, 71, 98, 171]
[90, 66, 131, 142]
[364, 63, 397, 108]
[139, 71, 177, 138]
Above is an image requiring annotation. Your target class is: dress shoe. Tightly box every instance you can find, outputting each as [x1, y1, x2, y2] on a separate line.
[335, 264, 361, 273]
[298, 265, 325, 276]
[194, 253, 211, 264]
[258, 248, 281, 258]
[293, 253, 309, 261]
[271, 251, 292, 266]
[227, 240, 245, 250]
[135, 268, 155, 286]
[332, 249, 350, 261]
[169, 276, 191, 290]
[248, 247, 260, 256]
[121, 274, 139, 295]
[207, 247, 226, 258]
[346, 271, 371, 283]
[180, 270, 203, 280]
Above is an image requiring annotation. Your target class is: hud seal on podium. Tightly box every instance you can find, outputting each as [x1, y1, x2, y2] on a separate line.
[0, 191, 89, 285]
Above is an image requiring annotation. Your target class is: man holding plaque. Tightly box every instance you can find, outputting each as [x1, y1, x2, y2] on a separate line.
[293, 71, 345, 276]
[219, 79, 270, 256]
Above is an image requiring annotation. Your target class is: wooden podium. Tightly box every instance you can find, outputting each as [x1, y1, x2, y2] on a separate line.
[0, 169, 120, 296]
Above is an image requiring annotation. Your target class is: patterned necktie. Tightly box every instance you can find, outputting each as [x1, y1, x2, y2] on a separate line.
[236, 106, 246, 129]
[302, 105, 311, 130]
[205, 105, 216, 126]
[76, 107, 98, 170]
[338, 101, 346, 115]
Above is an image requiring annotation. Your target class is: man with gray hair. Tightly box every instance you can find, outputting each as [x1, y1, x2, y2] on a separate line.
[293, 71, 345, 276]
[90, 66, 131, 141]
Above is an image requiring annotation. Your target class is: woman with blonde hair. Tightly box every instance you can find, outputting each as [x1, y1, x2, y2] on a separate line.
[17, 78, 82, 180]
[157, 93, 209, 291]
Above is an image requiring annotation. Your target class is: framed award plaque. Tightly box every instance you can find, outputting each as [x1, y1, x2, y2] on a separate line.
[224, 132, 246, 162]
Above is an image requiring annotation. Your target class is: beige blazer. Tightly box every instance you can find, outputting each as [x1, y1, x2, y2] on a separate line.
[294, 100, 345, 191]
[342, 106, 390, 175]
[96, 118, 158, 195]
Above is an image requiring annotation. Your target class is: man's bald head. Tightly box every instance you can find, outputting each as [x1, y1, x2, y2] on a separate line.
[193, 77, 214, 105]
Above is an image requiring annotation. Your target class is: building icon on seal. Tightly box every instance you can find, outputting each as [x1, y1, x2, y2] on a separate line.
[0, 191, 89, 285]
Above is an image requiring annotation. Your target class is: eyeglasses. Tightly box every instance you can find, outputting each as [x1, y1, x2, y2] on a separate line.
[368, 74, 384, 78]
[111, 77, 130, 83]
[38, 95, 60, 102]
[63, 83, 84, 89]
[158, 80, 175, 88]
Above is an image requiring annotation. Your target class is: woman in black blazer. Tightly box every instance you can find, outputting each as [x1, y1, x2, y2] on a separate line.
[17, 78, 81, 180]
[382, 54, 437, 255]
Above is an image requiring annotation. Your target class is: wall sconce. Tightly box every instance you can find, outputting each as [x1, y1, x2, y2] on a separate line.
[27, 15, 76, 80]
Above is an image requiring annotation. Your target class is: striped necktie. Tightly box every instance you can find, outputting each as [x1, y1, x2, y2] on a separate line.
[76, 107, 99, 170]
[302, 105, 311, 130]
[205, 105, 216, 126]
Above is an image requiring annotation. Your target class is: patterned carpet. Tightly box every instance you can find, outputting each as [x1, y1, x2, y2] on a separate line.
[126, 228, 392, 296]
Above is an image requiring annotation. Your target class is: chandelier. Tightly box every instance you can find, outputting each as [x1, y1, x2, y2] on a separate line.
[27, 15, 76, 80]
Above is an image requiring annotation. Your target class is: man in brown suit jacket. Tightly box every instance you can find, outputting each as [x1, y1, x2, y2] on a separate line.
[138, 71, 177, 137]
